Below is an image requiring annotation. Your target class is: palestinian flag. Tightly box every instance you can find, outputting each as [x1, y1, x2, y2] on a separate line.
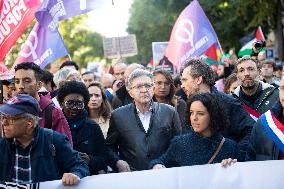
[238, 26, 265, 57]
[204, 42, 222, 65]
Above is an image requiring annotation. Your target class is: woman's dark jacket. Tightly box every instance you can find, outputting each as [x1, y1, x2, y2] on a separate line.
[0, 127, 89, 183]
[246, 101, 282, 161]
[66, 111, 108, 175]
[149, 132, 241, 168]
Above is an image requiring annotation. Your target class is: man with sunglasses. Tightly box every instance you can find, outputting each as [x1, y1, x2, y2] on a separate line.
[107, 69, 181, 171]
[14, 62, 73, 145]
[0, 94, 89, 185]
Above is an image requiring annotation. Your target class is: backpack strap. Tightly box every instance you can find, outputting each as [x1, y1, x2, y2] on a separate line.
[44, 128, 56, 157]
[44, 103, 55, 129]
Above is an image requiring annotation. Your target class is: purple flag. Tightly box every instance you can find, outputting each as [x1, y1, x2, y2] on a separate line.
[13, 22, 68, 69]
[165, 0, 218, 70]
[35, 0, 112, 31]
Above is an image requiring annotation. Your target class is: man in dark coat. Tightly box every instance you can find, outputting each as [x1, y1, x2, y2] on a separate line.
[111, 63, 144, 109]
[246, 78, 284, 161]
[233, 57, 279, 119]
[107, 69, 181, 171]
[181, 58, 255, 161]
[0, 94, 89, 185]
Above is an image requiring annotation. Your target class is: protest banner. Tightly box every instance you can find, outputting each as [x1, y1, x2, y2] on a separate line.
[165, 0, 218, 71]
[35, 0, 112, 31]
[0, 0, 40, 61]
[12, 0, 112, 68]
[2, 160, 283, 189]
[13, 22, 68, 69]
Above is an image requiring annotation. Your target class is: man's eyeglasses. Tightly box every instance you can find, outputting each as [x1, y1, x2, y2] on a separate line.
[130, 83, 153, 90]
[154, 81, 171, 87]
[64, 100, 85, 110]
[0, 115, 26, 125]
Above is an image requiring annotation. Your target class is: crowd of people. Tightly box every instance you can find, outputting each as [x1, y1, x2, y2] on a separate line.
[0, 50, 283, 186]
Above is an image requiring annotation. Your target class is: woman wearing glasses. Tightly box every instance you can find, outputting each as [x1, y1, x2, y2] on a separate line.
[57, 81, 108, 175]
[153, 70, 188, 131]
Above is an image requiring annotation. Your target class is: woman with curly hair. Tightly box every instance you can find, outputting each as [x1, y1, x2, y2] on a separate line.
[57, 81, 108, 175]
[153, 70, 187, 130]
[149, 93, 240, 169]
[87, 82, 112, 138]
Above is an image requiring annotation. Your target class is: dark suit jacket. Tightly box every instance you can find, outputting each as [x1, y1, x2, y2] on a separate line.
[106, 102, 181, 171]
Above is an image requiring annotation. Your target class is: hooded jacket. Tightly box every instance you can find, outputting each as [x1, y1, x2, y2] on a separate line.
[233, 81, 279, 115]
[39, 93, 73, 145]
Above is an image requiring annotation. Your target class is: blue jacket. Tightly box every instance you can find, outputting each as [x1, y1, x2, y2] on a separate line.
[149, 132, 241, 168]
[0, 127, 89, 183]
[246, 101, 282, 161]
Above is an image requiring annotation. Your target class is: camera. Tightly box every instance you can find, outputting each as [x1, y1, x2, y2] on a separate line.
[251, 40, 266, 57]
[254, 40, 266, 49]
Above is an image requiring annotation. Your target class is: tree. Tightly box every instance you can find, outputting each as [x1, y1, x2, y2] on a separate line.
[127, 0, 283, 63]
[59, 15, 104, 68]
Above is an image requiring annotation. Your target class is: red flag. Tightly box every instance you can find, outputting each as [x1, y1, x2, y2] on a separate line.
[0, 0, 40, 62]
[0, 61, 8, 73]
[256, 26, 265, 41]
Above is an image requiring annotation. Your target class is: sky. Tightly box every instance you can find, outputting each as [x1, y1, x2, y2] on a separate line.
[87, 0, 133, 37]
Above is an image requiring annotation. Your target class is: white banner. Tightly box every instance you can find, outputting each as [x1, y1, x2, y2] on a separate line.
[2, 160, 284, 189]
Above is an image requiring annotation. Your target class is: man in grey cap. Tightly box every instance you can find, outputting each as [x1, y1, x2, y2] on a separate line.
[0, 94, 89, 185]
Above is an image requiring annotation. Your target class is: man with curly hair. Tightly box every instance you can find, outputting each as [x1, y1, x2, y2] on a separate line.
[181, 58, 254, 161]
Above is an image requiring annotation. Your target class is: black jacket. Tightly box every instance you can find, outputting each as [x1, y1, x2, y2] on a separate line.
[66, 111, 109, 175]
[112, 86, 133, 109]
[106, 102, 181, 171]
[0, 127, 89, 183]
[213, 88, 254, 161]
[233, 81, 279, 115]
[246, 101, 282, 161]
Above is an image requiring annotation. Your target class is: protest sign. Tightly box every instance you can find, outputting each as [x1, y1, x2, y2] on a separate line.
[35, 0, 111, 31]
[3, 160, 283, 189]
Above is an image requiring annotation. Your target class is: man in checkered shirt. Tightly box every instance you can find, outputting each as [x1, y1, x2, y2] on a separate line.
[0, 94, 89, 185]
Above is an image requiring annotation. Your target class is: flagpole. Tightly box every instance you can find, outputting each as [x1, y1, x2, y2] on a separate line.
[216, 38, 224, 56]
[67, 54, 72, 61]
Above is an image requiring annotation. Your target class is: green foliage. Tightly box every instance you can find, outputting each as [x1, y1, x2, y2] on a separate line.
[127, 0, 281, 63]
[59, 15, 104, 68]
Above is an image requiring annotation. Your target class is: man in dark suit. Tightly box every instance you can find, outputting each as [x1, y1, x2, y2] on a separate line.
[107, 69, 181, 171]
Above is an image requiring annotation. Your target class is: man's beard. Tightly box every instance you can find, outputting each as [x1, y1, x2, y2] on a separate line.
[241, 80, 258, 95]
